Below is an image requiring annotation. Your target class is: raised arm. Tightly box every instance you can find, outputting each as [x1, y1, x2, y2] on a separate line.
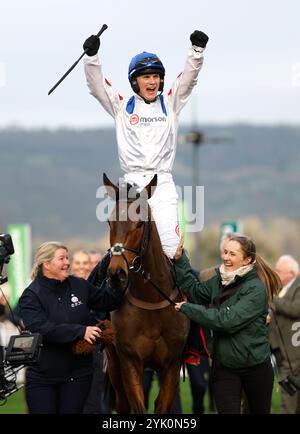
[83, 35, 122, 117]
[174, 249, 212, 305]
[170, 30, 209, 115]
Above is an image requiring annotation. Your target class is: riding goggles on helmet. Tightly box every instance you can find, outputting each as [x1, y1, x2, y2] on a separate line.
[128, 52, 165, 80]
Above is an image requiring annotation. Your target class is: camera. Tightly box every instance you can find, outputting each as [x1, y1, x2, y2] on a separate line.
[0, 233, 43, 402]
[0, 235, 43, 400]
[0, 234, 14, 264]
[0, 233, 15, 285]
[279, 374, 300, 396]
[0, 333, 43, 401]
[5, 332, 42, 366]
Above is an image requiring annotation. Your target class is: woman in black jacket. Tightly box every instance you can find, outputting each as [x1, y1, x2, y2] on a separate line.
[19, 241, 122, 414]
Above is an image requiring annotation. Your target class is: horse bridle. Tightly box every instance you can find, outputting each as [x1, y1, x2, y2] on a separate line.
[108, 205, 179, 305]
[110, 217, 151, 274]
[108, 202, 151, 291]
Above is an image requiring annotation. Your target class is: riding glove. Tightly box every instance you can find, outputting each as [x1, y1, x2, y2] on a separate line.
[83, 35, 100, 56]
[190, 30, 209, 48]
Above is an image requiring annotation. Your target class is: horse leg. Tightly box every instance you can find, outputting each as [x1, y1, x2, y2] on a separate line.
[105, 345, 131, 414]
[120, 358, 147, 414]
[154, 364, 181, 414]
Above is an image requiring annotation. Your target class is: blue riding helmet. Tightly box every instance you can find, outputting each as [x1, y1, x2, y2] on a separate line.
[128, 51, 165, 94]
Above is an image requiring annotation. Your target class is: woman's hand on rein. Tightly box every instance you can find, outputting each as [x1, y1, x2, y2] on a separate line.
[84, 326, 102, 344]
[174, 234, 184, 260]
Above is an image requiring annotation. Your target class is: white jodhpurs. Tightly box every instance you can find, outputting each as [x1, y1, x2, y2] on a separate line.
[123, 172, 180, 258]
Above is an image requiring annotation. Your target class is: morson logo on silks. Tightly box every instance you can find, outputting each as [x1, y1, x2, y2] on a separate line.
[129, 114, 167, 125]
[129, 114, 139, 125]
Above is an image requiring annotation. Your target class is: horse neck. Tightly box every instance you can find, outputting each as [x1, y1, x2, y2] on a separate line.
[129, 221, 174, 302]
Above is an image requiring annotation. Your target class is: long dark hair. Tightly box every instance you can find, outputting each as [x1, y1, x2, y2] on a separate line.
[227, 234, 282, 302]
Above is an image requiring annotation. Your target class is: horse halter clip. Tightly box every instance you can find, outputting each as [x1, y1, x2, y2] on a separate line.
[110, 243, 125, 256]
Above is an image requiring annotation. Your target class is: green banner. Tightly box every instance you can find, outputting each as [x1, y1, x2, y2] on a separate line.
[220, 221, 243, 241]
[178, 200, 190, 254]
[7, 224, 31, 307]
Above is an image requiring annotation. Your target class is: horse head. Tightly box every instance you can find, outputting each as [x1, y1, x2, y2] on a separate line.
[103, 173, 157, 291]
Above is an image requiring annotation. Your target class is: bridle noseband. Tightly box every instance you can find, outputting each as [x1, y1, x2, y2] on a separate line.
[110, 242, 142, 271]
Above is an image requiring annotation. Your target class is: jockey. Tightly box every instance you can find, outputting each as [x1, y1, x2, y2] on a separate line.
[83, 30, 209, 259]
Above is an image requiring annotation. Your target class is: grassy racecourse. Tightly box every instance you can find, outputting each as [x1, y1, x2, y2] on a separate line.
[0, 377, 281, 414]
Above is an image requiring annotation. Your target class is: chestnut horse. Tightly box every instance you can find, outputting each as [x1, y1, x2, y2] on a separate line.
[103, 173, 190, 414]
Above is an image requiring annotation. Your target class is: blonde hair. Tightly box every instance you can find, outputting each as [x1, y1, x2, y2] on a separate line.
[31, 241, 68, 279]
[227, 234, 282, 302]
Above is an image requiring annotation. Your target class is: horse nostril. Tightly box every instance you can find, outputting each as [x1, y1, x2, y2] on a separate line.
[116, 268, 127, 281]
[108, 267, 127, 282]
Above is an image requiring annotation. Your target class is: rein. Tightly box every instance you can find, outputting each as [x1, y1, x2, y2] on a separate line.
[137, 267, 177, 306]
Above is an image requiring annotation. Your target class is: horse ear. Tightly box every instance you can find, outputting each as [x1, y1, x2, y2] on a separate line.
[103, 173, 119, 199]
[144, 174, 157, 200]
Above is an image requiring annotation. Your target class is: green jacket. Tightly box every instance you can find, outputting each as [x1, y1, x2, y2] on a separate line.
[174, 251, 270, 369]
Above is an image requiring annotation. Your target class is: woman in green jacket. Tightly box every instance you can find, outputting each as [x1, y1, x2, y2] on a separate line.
[174, 234, 281, 414]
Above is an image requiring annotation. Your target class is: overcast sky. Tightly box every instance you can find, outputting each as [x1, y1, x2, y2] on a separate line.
[0, 0, 299, 129]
